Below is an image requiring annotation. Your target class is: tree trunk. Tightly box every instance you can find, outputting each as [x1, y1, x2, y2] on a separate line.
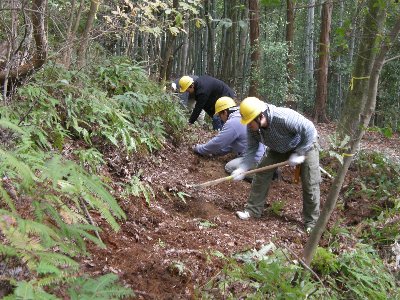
[76, 0, 100, 69]
[313, 0, 332, 123]
[237, 2, 249, 99]
[159, 0, 179, 82]
[0, 0, 48, 86]
[248, 0, 260, 97]
[62, 0, 85, 69]
[305, 0, 315, 98]
[304, 2, 400, 266]
[338, 0, 386, 137]
[180, 14, 189, 75]
[286, 0, 295, 89]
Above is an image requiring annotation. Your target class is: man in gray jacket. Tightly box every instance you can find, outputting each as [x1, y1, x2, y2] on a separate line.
[192, 97, 265, 178]
[233, 97, 321, 233]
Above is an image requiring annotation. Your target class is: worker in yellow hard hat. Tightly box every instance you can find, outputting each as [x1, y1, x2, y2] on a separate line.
[179, 75, 236, 130]
[233, 97, 321, 234]
[192, 97, 266, 181]
[171, 75, 206, 125]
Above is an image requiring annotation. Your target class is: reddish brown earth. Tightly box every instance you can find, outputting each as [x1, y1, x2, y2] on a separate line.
[80, 123, 400, 299]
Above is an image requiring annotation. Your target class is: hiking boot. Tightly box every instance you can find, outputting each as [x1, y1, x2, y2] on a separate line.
[236, 210, 251, 220]
[272, 169, 282, 181]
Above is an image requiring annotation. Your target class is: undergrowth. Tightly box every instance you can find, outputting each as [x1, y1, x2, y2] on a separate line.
[200, 243, 399, 299]
[198, 147, 400, 299]
[0, 57, 188, 298]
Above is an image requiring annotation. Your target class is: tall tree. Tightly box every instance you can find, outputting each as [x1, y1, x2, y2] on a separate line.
[76, 0, 101, 68]
[205, 0, 216, 76]
[248, 0, 260, 97]
[305, 0, 315, 97]
[62, 0, 85, 69]
[338, 0, 386, 137]
[286, 0, 295, 90]
[0, 0, 48, 94]
[304, 0, 400, 266]
[159, 0, 179, 82]
[313, 0, 332, 123]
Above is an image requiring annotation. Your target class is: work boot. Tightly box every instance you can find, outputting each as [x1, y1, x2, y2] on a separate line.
[236, 210, 251, 220]
[272, 169, 282, 181]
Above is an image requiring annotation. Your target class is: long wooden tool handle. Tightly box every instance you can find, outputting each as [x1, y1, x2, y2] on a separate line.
[190, 160, 289, 189]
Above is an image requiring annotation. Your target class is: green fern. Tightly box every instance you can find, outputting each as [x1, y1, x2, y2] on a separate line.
[68, 274, 134, 300]
[0, 149, 36, 189]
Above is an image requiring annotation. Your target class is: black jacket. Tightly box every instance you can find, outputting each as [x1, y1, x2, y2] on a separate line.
[189, 75, 236, 124]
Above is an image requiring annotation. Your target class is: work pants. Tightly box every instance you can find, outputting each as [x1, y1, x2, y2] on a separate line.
[245, 142, 321, 227]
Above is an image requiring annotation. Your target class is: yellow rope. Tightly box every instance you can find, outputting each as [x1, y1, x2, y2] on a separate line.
[342, 153, 354, 157]
[350, 76, 370, 90]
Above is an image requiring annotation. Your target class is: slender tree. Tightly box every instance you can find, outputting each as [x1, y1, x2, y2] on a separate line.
[305, 0, 315, 98]
[76, 0, 101, 68]
[304, 1, 400, 266]
[286, 0, 295, 88]
[248, 0, 260, 97]
[0, 0, 48, 89]
[313, 0, 332, 123]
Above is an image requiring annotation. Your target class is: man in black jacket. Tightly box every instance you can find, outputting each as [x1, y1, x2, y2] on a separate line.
[179, 75, 236, 130]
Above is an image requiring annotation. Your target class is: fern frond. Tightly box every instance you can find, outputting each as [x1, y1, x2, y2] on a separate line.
[36, 260, 61, 276]
[0, 149, 36, 188]
[0, 119, 28, 136]
[37, 251, 79, 270]
[82, 174, 125, 220]
[68, 223, 106, 249]
[69, 273, 134, 300]
[0, 184, 17, 213]
[5, 280, 59, 300]
[0, 244, 18, 257]
[81, 192, 120, 232]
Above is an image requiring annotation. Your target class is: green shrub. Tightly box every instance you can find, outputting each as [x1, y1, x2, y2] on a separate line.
[311, 247, 339, 276]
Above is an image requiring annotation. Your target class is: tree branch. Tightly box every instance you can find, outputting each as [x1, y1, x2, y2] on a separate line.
[384, 55, 400, 64]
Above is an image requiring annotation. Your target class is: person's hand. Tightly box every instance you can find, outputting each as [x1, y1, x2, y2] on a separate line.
[231, 167, 246, 181]
[288, 153, 305, 166]
[192, 144, 200, 153]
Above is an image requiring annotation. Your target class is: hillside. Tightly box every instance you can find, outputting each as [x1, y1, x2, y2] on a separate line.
[78, 122, 400, 299]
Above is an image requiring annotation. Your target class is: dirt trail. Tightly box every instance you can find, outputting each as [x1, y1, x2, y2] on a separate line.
[83, 123, 400, 299]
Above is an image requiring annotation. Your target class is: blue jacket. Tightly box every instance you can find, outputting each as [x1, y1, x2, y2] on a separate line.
[194, 110, 265, 162]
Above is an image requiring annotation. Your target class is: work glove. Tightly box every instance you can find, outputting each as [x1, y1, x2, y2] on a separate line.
[192, 144, 200, 153]
[192, 145, 212, 157]
[231, 167, 246, 181]
[288, 153, 305, 166]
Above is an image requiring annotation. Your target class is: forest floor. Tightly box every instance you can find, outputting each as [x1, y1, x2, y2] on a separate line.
[81, 122, 400, 299]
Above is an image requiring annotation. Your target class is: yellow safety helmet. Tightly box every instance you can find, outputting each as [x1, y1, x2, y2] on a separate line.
[179, 76, 194, 92]
[214, 97, 236, 115]
[239, 97, 265, 125]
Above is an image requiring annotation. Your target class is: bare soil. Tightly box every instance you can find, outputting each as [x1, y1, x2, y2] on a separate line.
[80, 123, 400, 299]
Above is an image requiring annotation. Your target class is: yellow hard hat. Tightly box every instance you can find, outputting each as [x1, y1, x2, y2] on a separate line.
[214, 97, 236, 115]
[239, 97, 265, 125]
[179, 76, 194, 92]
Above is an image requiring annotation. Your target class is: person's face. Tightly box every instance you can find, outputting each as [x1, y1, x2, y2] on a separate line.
[186, 85, 194, 95]
[248, 118, 260, 131]
[219, 110, 228, 123]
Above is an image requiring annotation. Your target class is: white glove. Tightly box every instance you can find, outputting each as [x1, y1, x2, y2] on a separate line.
[288, 153, 305, 166]
[192, 144, 200, 153]
[231, 167, 246, 181]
